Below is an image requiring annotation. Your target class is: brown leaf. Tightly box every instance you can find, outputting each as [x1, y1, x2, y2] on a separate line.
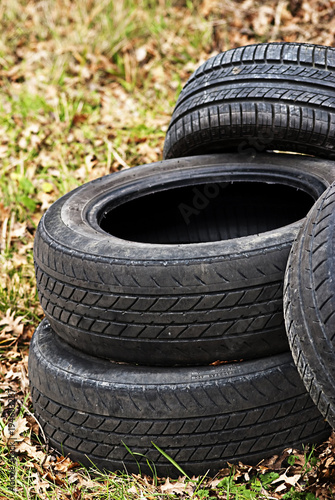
[37, 191, 54, 211]
[272, 472, 302, 493]
[72, 113, 88, 125]
[25, 413, 40, 435]
[15, 439, 46, 462]
[3, 416, 29, 444]
[31, 471, 51, 499]
[54, 455, 79, 472]
[159, 477, 194, 495]
[0, 309, 24, 336]
[15, 357, 30, 394]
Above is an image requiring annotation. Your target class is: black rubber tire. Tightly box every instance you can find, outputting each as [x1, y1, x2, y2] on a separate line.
[284, 182, 335, 431]
[28, 319, 331, 477]
[34, 153, 335, 366]
[163, 42, 335, 160]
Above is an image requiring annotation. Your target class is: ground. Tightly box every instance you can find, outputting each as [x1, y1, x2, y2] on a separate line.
[0, 0, 334, 498]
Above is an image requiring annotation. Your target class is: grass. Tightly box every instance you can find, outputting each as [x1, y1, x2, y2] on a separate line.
[0, 428, 329, 500]
[0, 0, 335, 497]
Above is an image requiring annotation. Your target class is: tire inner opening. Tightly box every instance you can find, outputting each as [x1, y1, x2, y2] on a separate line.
[99, 181, 314, 244]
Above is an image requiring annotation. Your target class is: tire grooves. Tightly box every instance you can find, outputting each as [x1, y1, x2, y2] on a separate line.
[30, 367, 330, 477]
[172, 80, 335, 121]
[164, 43, 335, 159]
[284, 183, 335, 429]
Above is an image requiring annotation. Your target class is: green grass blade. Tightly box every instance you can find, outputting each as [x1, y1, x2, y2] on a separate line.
[151, 441, 191, 480]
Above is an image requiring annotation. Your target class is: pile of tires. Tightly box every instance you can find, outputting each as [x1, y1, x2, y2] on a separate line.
[29, 42, 335, 478]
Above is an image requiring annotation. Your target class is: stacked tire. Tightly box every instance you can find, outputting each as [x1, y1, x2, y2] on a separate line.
[29, 42, 335, 478]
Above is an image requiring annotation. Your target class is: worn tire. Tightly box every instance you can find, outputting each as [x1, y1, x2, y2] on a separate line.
[284, 182, 335, 430]
[34, 154, 335, 366]
[163, 42, 335, 160]
[29, 319, 331, 477]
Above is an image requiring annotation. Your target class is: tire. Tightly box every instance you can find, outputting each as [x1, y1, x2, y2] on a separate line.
[34, 153, 335, 366]
[163, 42, 335, 160]
[28, 319, 331, 477]
[284, 182, 335, 430]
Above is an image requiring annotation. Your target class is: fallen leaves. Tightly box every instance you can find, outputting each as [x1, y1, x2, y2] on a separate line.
[54, 456, 78, 473]
[0, 309, 24, 337]
[271, 471, 302, 493]
[159, 476, 195, 495]
[0, 0, 335, 498]
[2, 416, 29, 444]
[200, 0, 335, 47]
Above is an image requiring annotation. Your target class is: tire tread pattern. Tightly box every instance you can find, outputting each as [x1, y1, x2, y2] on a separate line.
[29, 321, 331, 476]
[284, 185, 335, 429]
[163, 42, 335, 159]
[34, 215, 290, 364]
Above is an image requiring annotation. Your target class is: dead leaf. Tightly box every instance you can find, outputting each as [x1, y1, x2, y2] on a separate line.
[135, 46, 148, 63]
[72, 113, 88, 125]
[25, 413, 40, 436]
[4, 368, 21, 381]
[54, 455, 79, 472]
[37, 191, 55, 211]
[159, 477, 194, 495]
[272, 472, 302, 493]
[31, 471, 51, 499]
[15, 357, 30, 394]
[15, 439, 46, 462]
[3, 416, 29, 443]
[0, 309, 24, 336]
